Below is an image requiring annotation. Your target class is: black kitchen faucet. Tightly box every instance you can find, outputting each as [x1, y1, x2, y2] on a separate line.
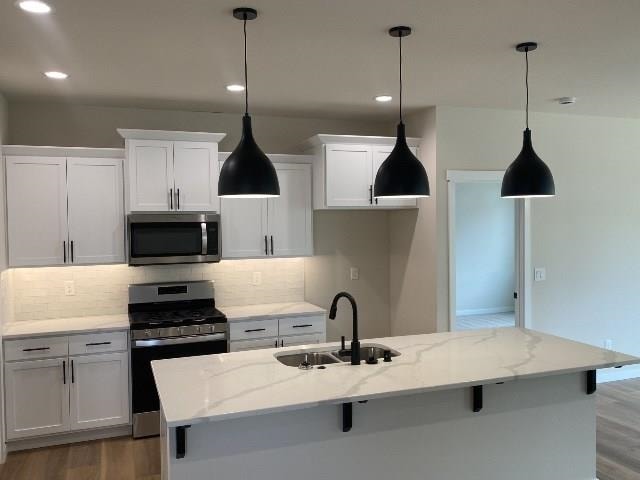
[329, 292, 360, 365]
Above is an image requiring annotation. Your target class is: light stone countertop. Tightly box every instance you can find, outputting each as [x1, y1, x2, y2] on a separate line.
[220, 302, 326, 322]
[3, 314, 130, 339]
[151, 327, 640, 428]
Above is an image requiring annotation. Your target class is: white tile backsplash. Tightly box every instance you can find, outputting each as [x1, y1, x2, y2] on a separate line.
[6, 258, 304, 322]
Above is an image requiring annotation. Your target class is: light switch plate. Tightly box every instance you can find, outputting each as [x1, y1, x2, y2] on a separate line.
[64, 280, 76, 296]
[534, 268, 546, 282]
[350, 267, 359, 281]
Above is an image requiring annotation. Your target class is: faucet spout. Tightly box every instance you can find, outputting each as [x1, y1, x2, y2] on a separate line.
[329, 292, 360, 365]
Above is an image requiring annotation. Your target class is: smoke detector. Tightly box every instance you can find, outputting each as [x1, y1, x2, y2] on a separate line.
[557, 96, 577, 105]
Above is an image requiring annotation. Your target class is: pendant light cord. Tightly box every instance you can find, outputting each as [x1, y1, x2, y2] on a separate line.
[243, 16, 249, 116]
[525, 47, 529, 129]
[399, 34, 403, 123]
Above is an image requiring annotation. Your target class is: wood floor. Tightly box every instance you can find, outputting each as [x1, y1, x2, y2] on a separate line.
[0, 436, 160, 480]
[0, 378, 638, 479]
[455, 311, 516, 330]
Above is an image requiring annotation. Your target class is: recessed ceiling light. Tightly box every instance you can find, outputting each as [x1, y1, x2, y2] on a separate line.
[44, 71, 68, 79]
[375, 95, 393, 103]
[226, 84, 245, 92]
[17, 0, 51, 14]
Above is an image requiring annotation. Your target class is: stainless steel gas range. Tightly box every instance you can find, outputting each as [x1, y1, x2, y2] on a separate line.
[128, 280, 228, 438]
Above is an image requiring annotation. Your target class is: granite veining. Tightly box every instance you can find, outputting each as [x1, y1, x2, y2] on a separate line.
[152, 327, 639, 427]
[221, 302, 326, 322]
[3, 314, 130, 339]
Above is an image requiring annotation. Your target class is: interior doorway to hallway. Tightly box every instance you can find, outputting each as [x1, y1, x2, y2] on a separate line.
[447, 171, 530, 332]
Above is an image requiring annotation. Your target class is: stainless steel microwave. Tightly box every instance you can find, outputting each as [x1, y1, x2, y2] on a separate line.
[127, 212, 221, 265]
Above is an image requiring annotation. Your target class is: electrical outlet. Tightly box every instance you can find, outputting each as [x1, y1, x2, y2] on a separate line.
[604, 339, 613, 350]
[64, 280, 76, 296]
[350, 267, 359, 280]
[252, 272, 262, 286]
[534, 268, 546, 282]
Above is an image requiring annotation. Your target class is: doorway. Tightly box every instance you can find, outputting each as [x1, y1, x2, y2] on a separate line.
[447, 171, 530, 331]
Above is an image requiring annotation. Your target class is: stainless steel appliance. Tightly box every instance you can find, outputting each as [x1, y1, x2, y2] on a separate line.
[129, 280, 227, 438]
[127, 212, 221, 265]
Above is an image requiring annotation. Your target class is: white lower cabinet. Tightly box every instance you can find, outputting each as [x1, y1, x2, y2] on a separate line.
[229, 315, 326, 352]
[4, 358, 70, 440]
[3, 331, 130, 441]
[70, 352, 130, 430]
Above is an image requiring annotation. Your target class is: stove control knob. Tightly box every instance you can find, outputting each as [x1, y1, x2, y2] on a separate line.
[144, 329, 152, 337]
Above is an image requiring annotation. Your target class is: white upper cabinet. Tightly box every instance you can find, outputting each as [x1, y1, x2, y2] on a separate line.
[268, 164, 313, 256]
[6, 156, 68, 266]
[371, 146, 418, 208]
[119, 129, 226, 213]
[220, 157, 313, 259]
[173, 141, 219, 211]
[127, 139, 174, 211]
[325, 144, 373, 207]
[5, 148, 125, 267]
[304, 134, 421, 210]
[67, 158, 125, 264]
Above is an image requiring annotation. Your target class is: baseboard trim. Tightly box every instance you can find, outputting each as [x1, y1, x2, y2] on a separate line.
[598, 364, 640, 384]
[457, 306, 514, 316]
[6, 424, 132, 452]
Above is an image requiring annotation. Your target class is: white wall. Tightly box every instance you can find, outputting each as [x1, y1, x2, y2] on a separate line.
[455, 182, 515, 315]
[391, 105, 640, 363]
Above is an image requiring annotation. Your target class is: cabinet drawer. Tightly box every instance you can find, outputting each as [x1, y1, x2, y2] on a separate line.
[4, 336, 69, 361]
[69, 331, 128, 355]
[230, 337, 278, 352]
[229, 319, 279, 341]
[280, 333, 325, 348]
[279, 315, 325, 337]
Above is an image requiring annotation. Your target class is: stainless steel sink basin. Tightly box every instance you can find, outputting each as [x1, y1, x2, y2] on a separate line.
[275, 343, 400, 368]
[275, 351, 341, 368]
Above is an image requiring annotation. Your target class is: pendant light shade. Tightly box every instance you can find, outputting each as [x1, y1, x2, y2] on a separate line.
[501, 42, 555, 198]
[374, 26, 430, 199]
[218, 7, 279, 198]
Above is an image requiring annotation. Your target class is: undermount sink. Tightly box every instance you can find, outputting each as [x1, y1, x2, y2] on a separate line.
[275, 343, 400, 369]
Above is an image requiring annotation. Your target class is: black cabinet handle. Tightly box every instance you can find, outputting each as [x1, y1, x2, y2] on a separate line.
[63, 241, 66, 263]
[292, 324, 313, 328]
[264, 235, 268, 255]
[369, 185, 373, 204]
[23, 347, 50, 352]
[70, 240, 74, 263]
[62, 360, 66, 384]
[270, 235, 274, 255]
[244, 328, 266, 333]
[71, 360, 75, 383]
[275, 340, 278, 348]
[176, 188, 180, 210]
[86, 342, 111, 346]
[170, 188, 173, 210]
[280, 339, 284, 347]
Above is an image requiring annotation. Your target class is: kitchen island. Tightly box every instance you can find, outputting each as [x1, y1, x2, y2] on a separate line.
[152, 328, 639, 480]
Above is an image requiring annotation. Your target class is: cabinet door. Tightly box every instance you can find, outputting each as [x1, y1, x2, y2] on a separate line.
[127, 139, 174, 211]
[220, 162, 269, 258]
[69, 352, 130, 431]
[325, 144, 373, 207]
[280, 333, 324, 348]
[371, 146, 418, 208]
[4, 358, 70, 440]
[6, 156, 68, 266]
[173, 141, 219, 211]
[230, 338, 279, 352]
[267, 164, 313, 256]
[67, 158, 125, 264]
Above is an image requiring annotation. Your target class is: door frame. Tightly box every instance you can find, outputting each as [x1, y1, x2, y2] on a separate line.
[446, 170, 532, 331]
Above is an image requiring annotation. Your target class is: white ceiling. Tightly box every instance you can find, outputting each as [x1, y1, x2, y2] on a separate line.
[1, 0, 640, 120]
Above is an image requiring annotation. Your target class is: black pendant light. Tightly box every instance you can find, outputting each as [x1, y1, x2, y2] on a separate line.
[374, 26, 430, 199]
[218, 7, 279, 198]
[501, 42, 555, 198]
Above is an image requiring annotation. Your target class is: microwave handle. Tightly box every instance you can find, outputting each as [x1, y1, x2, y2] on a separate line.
[201, 223, 208, 255]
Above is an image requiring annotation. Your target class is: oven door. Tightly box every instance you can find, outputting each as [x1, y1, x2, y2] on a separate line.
[130, 333, 227, 437]
[128, 213, 220, 265]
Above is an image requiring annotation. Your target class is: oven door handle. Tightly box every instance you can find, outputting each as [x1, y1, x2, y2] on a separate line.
[132, 333, 226, 348]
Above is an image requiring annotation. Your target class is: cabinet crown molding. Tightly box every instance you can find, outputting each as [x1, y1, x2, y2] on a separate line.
[2, 145, 124, 158]
[302, 134, 421, 149]
[117, 129, 226, 143]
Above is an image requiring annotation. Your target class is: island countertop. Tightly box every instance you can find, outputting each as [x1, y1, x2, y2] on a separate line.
[151, 327, 639, 428]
